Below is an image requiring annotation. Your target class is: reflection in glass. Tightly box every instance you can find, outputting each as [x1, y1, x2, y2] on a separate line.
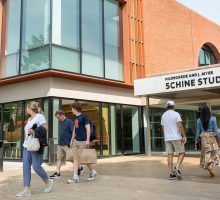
[82, 53, 103, 77]
[104, 0, 124, 80]
[53, 98, 60, 140]
[43, 99, 49, 160]
[123, 105, 140, 154]
[21, 46, 49, 74]
[2, 53, 19, 77]
[82, 0, 103, 77]
[110, 105, 122, 155]
[102, 104, 110, 156]
[3, 102, 23, 159]
[1, 0, 21, 78]
[52, 0, 80, 49]
[52, 46, 80, 73]
[22, 0, 50, 50]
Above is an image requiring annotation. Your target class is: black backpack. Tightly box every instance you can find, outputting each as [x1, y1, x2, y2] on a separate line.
[83, 115, 96, 141]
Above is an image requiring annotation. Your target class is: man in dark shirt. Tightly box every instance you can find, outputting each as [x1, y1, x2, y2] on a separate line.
[50, 110, 84, 179]
[67, 103, 97, 184]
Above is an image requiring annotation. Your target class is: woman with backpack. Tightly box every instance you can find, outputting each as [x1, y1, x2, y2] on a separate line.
[195, 106, 220, 177]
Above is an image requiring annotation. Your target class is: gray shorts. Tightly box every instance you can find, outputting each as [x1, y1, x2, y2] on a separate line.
[165, 140, 185, 154]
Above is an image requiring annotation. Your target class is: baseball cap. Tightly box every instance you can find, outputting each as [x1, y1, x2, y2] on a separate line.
[167, 100, 175, 106]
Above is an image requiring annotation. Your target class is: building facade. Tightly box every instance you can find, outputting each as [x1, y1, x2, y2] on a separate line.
[0, 0, 220, 160]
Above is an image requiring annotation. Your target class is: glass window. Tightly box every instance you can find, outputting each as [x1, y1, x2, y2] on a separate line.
[52, 0, 80, 50]
[102, 104, 110, 156]
[3, 102, 23, 159]
[22, 0, 50, 50]
[1, 0, 21, 78]
[61, 99, 101, 156]
[21, 46, 49, 74]
[82, 0, 104, 77]
[82, 53, 104, 77]
[52, 46, 80, 73]
[110, 104, 122, 155]
[1, 53, 20, 77]
[43, 99, 49, 160]
[199, 44, 217, 67]
[123, 105, 140, 154]
[104, 0, 124, 80]
[199, 49, 205, 65]
[5, 0, 21, 55]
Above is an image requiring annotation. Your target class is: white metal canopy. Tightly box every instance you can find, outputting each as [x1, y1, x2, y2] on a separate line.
[134, 64, 220, 100]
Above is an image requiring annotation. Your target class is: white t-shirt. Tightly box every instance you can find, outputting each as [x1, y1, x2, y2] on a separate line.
[161, 110, 182, 141]
[23, 113, 47, 148]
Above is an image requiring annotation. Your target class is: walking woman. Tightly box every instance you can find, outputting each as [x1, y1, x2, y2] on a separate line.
[195, 106, 220, 177]
[16, 101, 53, 197]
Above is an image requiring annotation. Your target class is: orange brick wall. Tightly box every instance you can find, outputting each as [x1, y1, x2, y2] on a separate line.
[142, 0, 220, 77]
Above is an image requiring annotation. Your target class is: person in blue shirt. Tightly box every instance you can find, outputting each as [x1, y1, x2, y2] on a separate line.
[50, 110, 84, 179]
[195, 106, 220, 177]
[67, 103, 97, 184]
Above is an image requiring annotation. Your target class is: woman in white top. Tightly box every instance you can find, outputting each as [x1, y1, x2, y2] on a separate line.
[16, 101, 53, 197]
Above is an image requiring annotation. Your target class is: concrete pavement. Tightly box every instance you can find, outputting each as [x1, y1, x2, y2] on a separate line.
[0, 156, 220, 200]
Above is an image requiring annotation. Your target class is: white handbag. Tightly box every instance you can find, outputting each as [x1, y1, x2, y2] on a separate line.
[26, 135, 40, 151]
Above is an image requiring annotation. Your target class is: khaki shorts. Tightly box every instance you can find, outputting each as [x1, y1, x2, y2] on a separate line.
[72, 141, 86, 158]
[165, 140, 185, 154]
[57, 145, 70, 160]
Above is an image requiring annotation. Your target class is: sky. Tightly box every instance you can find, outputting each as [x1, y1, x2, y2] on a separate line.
[177, 0, 220, 25]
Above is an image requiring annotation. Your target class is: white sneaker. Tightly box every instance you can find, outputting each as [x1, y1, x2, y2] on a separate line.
[87, 170, 97, 181]
[67, 175, 79, 184]
[44, 179, 53, 193]
[16, 191, 31, 197]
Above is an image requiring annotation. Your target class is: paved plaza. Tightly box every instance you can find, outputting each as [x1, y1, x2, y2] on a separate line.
[1, 156, 220, 200]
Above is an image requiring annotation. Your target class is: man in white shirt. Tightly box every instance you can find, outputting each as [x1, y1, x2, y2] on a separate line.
[161, 100, 187, 180]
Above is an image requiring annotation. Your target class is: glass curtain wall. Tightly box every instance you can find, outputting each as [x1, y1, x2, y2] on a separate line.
[21, 0, 50, 74]
[1, 0, 21, 78]
[104, 0, 124, 81]
[123, 105, 140, 154]
[150, 104, 206, 152]
[3, 102, 23, 159]
[102, 104, 110, 156]
[1, 0, 124, 81]
[110, 104, 122, 155]
[81, 0, 104, 77]
[52, 0, 80, 73]
[61, 99, 101, 156]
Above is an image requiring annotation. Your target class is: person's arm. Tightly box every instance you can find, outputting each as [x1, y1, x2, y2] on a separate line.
[85, 124, 91, 147]
[70, 127, 76, 147]
[41, 123, 48, 132]
[176, 113, 187, 144]
[177, 121, 187, 144]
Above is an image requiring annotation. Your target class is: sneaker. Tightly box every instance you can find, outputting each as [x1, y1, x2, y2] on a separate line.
[67, 175, 79, 184]
[78, 166, 85, 176]
[16, 191, 31, 197]
[174, 167, 182, 180]
[44, 179, 53, 193]
[50, 172, 62, 179]
[87, 170, 97, 181]
[169, 174, 177, 180]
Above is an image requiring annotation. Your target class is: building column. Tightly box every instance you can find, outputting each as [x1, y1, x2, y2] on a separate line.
[143, 96, 151, 156]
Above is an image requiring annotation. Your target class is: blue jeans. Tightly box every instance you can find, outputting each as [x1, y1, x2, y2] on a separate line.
[23, 148, 48, 187]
